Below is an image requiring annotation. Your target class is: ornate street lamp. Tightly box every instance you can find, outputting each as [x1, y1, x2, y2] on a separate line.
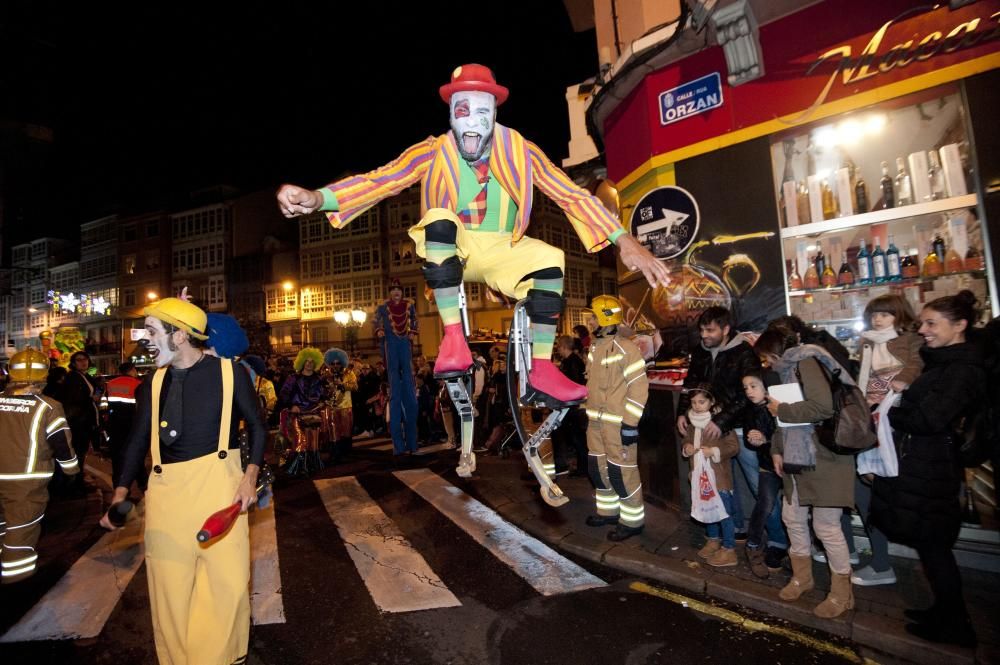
[334, 307, 367, 355]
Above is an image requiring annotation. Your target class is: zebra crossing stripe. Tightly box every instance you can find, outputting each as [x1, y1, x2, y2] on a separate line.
[393, 469, 606, 596]
[249, 499, 285, 625]
[0, 503, 147, 642]
[313, 477, 461, 613]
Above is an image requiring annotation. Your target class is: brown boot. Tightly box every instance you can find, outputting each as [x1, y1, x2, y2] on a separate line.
[814, 572, 854, 618]
[698, 539, 722, 560]
[746, 546, 769, 579]
[706, 547, 738, 567]
[779, 554, 815, 601]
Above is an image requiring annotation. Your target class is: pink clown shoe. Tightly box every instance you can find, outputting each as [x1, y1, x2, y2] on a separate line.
[434, 323, 473, 377]
[525, 358, 588, 406]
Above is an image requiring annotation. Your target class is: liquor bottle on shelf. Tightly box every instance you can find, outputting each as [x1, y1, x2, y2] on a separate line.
[879, 161, 895, 209]
[900, 245, 920, 278]
[788, 262, 803, 290]
[857, 239, 873, 285]
[923, 243, 942, 276]
[821, 179, 837, 220]
[814, 242, 826, 275]
[927, 150, 946, 200]
[886, 235, 901, 281]
[804, 257, 821, 289]
[945, 244, 964, 274]
[872, 238, 888, 283]
[932, 232, 946, 264]
[894, 157, 913, 207]
[796, 181, 811, 225]
[965, 245, 985, 271]
[854, 166, 869, 213]
[821, 262, 837, 287]
[779, 140, 797, 226]
[837, 257, 855, 285]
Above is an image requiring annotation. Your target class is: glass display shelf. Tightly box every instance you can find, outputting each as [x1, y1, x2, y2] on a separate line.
[788, 269, 986, 297]
[779, 194, 978, 240]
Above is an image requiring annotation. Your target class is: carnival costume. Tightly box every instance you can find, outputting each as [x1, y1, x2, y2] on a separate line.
[0, 348, 79, 584]
[116, 298, 266, 665]
[279, 348, 327, 476]
[374, 280, 419, 454]
[315, 64, 626, 405]
[323, 347, 355, 462]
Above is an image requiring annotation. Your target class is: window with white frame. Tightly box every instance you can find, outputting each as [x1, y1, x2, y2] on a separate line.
[332, 248, 351, 274]
[564, 267, 586, 301]
[390, 239, 416, 267]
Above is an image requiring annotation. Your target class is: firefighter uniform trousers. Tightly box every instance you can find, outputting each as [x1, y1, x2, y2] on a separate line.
[144, 360, 250, 665]
[0, 395, 77, 584]
[585, 334, 649, 529]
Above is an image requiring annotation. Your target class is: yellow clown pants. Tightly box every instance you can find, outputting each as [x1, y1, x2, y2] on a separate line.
[408, 208, 564, 300]
[144, 452, 249, 665]
[587, 420, 645, 527]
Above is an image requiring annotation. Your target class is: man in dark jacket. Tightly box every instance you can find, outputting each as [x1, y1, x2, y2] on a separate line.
[677, 307, 761, 538]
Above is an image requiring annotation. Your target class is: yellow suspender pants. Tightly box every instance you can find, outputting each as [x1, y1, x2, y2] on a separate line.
[144, 359, 250, 665]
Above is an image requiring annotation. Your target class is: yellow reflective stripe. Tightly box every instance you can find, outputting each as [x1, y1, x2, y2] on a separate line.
[0, 472, 54, 480]
[58, 457, 78, 469]
[601, 353, 625, 365]
[106, 396, 136, 403]
[2, 553, 38, 568]
[625, 402, 644, 419]
[10, 363, 26, 369]
[45, 417, 67, 434]
[26, 399, 49, 473]
[624, 360, 646, 377]
[1, 563, 36, 577]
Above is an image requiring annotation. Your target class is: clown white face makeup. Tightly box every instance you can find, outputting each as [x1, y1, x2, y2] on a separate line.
[144, 316, 179, 368]
[450, 90, 496, 162]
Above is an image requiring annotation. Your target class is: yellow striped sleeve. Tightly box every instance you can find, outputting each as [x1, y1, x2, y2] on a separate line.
[526, 141, 625, 253]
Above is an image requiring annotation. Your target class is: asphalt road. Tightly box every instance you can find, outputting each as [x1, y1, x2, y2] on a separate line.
[0, 445, 864, 665]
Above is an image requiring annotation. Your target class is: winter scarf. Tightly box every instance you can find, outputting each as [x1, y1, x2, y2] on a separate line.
[858, 328, 903, 403]
[771, 344, 857, 474]
[687, 409, 719, 462]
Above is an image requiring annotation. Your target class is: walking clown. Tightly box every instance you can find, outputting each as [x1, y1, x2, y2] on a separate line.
[277, 63, 668, 406]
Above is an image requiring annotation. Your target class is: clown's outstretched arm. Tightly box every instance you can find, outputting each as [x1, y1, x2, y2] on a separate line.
[617, 234, 671, 289]
[277, 184, 322, 218]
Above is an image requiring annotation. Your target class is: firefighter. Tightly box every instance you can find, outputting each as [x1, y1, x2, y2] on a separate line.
[105, 361, 143, 492]
[583, 295, 649, 542]
[0, 347, 79, 584]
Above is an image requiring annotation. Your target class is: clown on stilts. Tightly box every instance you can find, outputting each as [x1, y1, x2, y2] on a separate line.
[374, 278, 419, 456]
[277, 64, 669, 479]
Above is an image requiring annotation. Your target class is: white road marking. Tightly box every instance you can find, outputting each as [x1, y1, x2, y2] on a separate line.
[1, 504, 146, 642]
[393, 469, 606, 596]
[249, 500, 285, 625]
[313, 477, 461, 613]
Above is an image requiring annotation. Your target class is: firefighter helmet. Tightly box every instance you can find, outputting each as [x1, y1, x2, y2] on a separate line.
[9, 347, 50, 383]
[591, 295, 624, 327]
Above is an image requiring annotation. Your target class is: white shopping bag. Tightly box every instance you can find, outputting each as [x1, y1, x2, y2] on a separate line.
[690, 450, 729, 523]
[856, 390, 899, 477]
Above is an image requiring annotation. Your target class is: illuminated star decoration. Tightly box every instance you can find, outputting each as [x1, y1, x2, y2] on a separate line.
[59, 293, 81, 313]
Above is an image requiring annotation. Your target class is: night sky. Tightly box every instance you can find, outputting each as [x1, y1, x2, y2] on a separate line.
[2, 2, 599, 249]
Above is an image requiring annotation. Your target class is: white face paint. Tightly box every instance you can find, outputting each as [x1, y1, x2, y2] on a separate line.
[144, 316, 178, 368]
[450, 90, 496, 162]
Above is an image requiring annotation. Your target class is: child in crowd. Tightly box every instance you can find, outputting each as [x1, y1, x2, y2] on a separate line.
[739, 370, 789, 578]
[848, 294, 923, 586]
[681, 383, 741, 567]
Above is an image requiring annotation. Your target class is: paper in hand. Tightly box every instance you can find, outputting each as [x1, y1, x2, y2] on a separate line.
[769, 382, 805, 428]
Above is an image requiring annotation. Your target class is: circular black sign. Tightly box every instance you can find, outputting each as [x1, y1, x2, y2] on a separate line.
[629, 186, 699, 260]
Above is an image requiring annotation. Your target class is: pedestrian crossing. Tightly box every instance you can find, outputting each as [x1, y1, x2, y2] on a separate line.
[1, 469, 603, 644]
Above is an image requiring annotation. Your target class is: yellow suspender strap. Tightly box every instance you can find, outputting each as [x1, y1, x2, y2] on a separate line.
[218, 359, 233, 453]
[150, 367, 167, 469]
[149, 359, 234, 468]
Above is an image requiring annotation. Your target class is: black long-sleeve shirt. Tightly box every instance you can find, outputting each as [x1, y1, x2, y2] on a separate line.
[117, 355, 266, 489]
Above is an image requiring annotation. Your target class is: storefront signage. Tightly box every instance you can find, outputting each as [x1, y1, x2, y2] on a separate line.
[46, 290, 113, 316]
[658, 73, 723, 126]
[797, 10, 999, 120]
[629, 186, 699, 260]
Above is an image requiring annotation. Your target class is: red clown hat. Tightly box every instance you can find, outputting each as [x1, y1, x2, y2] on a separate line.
[439, 64, 509, 105]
